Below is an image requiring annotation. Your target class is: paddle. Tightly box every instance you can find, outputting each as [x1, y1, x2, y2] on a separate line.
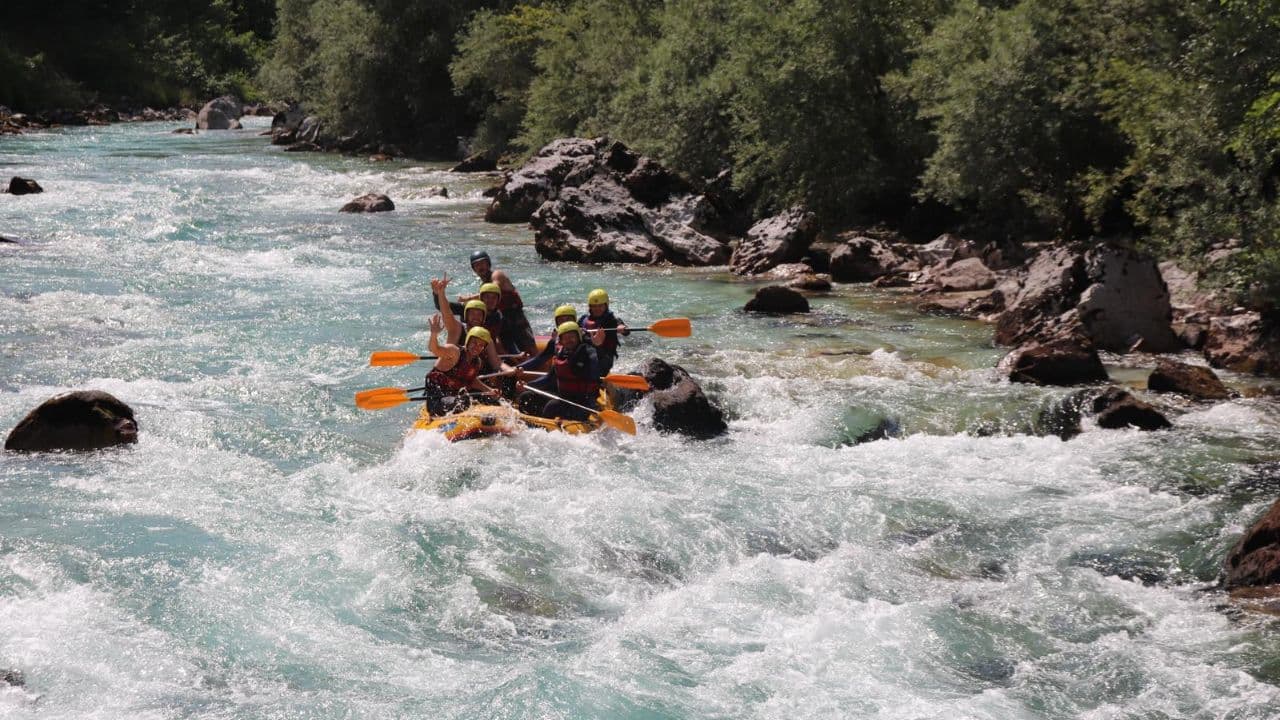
[354, 387, 493, 411]
[518, 385, 636, 435]
[369, 350, 523, 366]
[589, 317, 691, 338]
[480, 370, 651, 391]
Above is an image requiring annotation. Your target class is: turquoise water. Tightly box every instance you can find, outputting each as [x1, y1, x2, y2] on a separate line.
[2, 119, 1280, 718]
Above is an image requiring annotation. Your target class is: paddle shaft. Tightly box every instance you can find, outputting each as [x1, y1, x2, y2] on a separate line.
[519, 385, 601, 417]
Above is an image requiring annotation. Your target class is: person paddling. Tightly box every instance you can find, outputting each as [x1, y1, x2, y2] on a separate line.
[516, 304, 578, 374]
[459, 250, 537, 354]
[580, 288, 629, 377]
[423, 314, 500, 416]
[518, 321, 600, 421]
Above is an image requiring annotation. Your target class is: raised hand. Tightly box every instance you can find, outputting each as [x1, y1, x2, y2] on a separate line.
[428, 312, 443, 335]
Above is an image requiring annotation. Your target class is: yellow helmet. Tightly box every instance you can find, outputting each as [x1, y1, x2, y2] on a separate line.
[556, 321, 583, 339]
[465, 326, 492, 345]
[587, 288, 609, 306]
[554, 304, 576, 321]
[463, 299, 487, 319]
[479, 282, 501, 297]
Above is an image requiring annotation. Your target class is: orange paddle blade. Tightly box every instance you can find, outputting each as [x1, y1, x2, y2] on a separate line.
[603, 374, 650, 391]
[354, 386, 408, 403]
[598, 410, 637, 435]
[647, 318, 691, 338]
[355, 389, 412, 410]
[369, 350, 430, 367]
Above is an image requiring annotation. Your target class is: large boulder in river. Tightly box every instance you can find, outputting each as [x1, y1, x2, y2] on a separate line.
[729, 207, 818, 275]
[340, 193, 394, 213]
[998, 338, 1108, 386]
[487, 137, 605, 223]
[1089, 386, 1172, 431]
[1203, 312, 1280, 376]
[451, 152, 498, 173]
[5, 390, 138, 452]
[744, 285, 809, 314]
[1147, 359, 1232, 400]
[1223, 498, 1280, 590]
[638, 358, 727, 439]
[6, 176, 43, 195]
[994, 244, 1178, 353]
[196, 95, 243, 130]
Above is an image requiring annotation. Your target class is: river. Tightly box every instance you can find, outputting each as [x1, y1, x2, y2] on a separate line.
[2, 118, 1279, 718]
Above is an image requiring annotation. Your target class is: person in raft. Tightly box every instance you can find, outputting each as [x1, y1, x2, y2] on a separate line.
[517, 321, 600, 422]
[580, 288, 629, 377]
[432, 275, 512, 375]
[515, 304, 578, 374]
[458, 250, 538, 355]
[423, 313, 500, 416]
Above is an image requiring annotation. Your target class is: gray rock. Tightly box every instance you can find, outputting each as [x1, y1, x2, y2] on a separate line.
[828, 235, 917, 283]
[450, 152, 498, 173]
[928, 257, 997, 292]
[1090, 386, 1172, 430]
[1204, 312, 1280, 376]
[339, 193, 395, 213]
[5, 390, 138, 452]
[730, 207, 818, 275]
[195, 95, 243, 130]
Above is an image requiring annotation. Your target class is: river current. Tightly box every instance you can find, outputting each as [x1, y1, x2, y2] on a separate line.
[2, 119, 1279, 719]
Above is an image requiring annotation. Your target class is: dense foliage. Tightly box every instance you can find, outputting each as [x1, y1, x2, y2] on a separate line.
[3, 1, 1276, 305]
[0, 1, 274, 109]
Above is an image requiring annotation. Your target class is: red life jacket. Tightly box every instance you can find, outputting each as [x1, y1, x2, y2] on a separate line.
[426, 354, 481, 392]
[581, 311, 619, 355]
[499, 286, 523, 312]
[553, 347, 600, 396]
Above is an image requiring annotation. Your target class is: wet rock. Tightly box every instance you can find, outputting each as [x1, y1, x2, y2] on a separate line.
[2, 668, 23, 687]
[744, 528, 837, 562]
[425, 186, 449, 198]
[1089, 386, 1172, 431]
[0, 235, 19, 244]
[1033, 390, 1090, 440]
[597, 544, 683, 584]
[1223, 497, 1280, 589]
[450, 152, 498, 172]
[195, 95, 242, 130]
[788, 272, 832, 292]
[638, 358, 728, 439]
[999, 339, 1109, 386]
[283, 141, 322, 153]
[6, 177, 43, 195]
[171, 127, 196, 135]
[271, 103, 305, 133]
[475, 580, 562, 618]
[744, 285, 809, 314]
[5, 390, 138, 452]
[339, 193, 394, 213]
[1204, 312, 1280, 376]
[730, 207, 818, 275]
[1147, 359, 1232, 400]
[1069, 550, 1171, 586]
[828, 235, 916, 283]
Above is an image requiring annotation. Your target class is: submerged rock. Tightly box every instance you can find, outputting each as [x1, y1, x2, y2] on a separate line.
[1090, 386, 1172, 431]
[340, 193, 394, 213]
[1, 668, 23, 687]
[1147, 359, 1232, 400]
[744, 285, 809, 314]
[5, 390, 138, 452]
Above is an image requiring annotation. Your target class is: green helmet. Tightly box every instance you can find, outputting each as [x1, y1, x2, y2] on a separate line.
[587, 288, 609, 306]
[465, 326, 492, 345]
[479, 282, 501, 297]
[554, 304, 576, 321]
[464, 299, 487, 320]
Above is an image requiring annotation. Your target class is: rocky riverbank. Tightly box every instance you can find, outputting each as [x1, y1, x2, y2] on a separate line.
[481, 137, 1280, 386]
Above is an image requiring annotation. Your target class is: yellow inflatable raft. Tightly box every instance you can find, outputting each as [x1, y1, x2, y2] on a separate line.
[409, 391, 611, 442]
